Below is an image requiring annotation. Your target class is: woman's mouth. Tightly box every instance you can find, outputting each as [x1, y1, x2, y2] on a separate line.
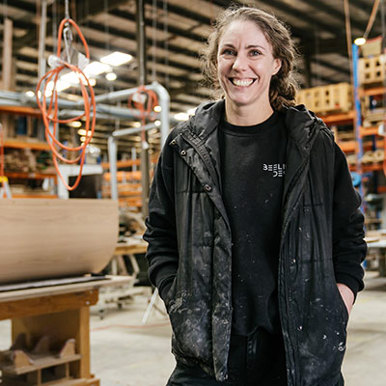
[229, 78, 256, 87]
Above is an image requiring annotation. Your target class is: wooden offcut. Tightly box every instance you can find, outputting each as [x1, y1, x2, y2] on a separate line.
[0, 199, 118, 284]
[359, 55, 386, 85]
[296, 83, 353, 114]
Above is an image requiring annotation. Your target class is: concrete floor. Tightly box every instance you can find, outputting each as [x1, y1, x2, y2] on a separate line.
[0, 271, 385, 385]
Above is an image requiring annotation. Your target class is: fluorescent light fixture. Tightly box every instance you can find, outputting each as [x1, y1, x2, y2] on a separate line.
[354, 37, 366, 46]
[187, 108, 196, 116]
[174, 112, 189, 121]
[78, 129, 92, 136]
[61, 71, 81, 85]
[25, 90, 35, 97]
[105, 72, 117, 81]
[100, 51, 133, 66]
[45, 79, 71, 96]
[154, 105, 162, 112]
[84, 61, 112, 76]
[70, 121, 82, 128]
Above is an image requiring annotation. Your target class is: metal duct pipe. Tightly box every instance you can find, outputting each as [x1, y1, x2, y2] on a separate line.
[108, 136, 118, 200]
[94, 81, 170, 147]
[112, 123, 156, 138]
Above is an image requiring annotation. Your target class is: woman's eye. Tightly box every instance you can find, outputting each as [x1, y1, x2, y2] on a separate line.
[222, 49, 236, 56]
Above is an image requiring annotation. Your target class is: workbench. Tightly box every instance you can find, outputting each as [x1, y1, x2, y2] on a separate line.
[367, 239, 386, 277]
[0, 276, 132, 385]
[97, 238, 148, 317]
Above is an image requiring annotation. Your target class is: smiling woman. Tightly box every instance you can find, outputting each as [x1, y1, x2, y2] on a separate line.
[216, 20, 282, 125]
[144, 6, 366, 386]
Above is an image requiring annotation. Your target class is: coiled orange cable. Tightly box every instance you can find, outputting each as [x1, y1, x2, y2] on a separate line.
[36, 18, 96, 191]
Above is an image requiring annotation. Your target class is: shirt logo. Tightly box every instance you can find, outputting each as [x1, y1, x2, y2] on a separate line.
[263, 163, 286, 178]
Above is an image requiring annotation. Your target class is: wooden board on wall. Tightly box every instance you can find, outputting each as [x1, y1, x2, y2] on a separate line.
[0, 199, 118, 284]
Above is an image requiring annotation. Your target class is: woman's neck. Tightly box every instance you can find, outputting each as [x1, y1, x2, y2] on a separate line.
[225, 99, 274, 126]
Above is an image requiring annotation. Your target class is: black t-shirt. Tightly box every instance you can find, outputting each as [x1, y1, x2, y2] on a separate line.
[219, 111, 287, 336]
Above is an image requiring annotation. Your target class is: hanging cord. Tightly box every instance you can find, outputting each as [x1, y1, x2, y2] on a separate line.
[163, 0, 169, 87]
[152, 0, 157, 82]
[128, 86, 159, 149]
[343, 0, 353, 84]
[363, 0, 381, 40]
[35, 17, 96, 191]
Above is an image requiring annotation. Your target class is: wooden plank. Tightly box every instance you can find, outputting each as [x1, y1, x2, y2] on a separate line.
[114, 242, 147, 255]
[1, 354, 81, 375]
[0, 276, 132, 303]
[0, 290, 98, 321]
[2, 18, 13, 90]
[12, 194, 58, 199]
[4, 140, 50, 151]
[360, 86, 385, 97]
[0, 199, 118, 284]
[6, 172, 57, 179]
[0, 106, 42, 117]
[320, 110, 355, 125]
[360, 126, 381, 137]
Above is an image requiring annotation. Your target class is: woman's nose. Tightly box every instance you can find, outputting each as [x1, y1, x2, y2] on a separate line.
[232, 54, 248, 71]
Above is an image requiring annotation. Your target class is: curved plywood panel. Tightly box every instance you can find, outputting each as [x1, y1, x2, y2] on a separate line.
[0, 199, 119, 284]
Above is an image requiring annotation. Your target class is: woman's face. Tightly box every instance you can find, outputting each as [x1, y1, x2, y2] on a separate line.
[217, 19, 281, 111]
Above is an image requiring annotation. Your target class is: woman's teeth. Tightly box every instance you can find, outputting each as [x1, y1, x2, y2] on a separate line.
[231, 78, 254, 87]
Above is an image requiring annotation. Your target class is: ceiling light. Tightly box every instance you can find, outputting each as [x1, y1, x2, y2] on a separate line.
[80, 136, 87, 142]
[187, 108, 196, 116]
[354, 37, 366, 46]
[84, 61, 112, 76]
[132, 122, 141, 128]
[154, 105, 162, 112]
[78, 129, 92, 136]
[155, 120, 161, 127]
[89, 78, 96, 86]
[69, 121, 82, 128]
[105, 72, 117, 81]
[174, 112, 189, 121]
[100, 51, 133, 66]
[25, 90, 35, 97]
[61, 71, 81, 85]
[45, 80, 71, 95]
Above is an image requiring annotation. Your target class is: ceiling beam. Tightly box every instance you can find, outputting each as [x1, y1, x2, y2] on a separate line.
[11, 0, 131, 52]
[209, 0, 346, 37]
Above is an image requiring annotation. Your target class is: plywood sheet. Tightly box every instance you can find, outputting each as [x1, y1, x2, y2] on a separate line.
[0, 199, 118, 284]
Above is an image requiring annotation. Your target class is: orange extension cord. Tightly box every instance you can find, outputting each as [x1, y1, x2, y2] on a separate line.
[128, 85, 159, 145]
[36, 18, 96, 191]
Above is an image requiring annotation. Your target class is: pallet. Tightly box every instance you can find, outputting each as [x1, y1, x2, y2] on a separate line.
[363, 108, 385, 126]
[296, 83, 352, 114]
[359, 55, 386, 85]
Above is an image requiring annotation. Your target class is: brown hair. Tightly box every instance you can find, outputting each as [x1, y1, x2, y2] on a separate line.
[202, 6, 298, 110]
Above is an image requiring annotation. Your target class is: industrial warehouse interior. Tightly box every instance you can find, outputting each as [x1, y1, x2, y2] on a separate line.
[0, 0, 385, 385]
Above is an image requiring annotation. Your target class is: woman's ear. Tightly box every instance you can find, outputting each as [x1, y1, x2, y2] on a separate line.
[272, 58, 282, 75]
